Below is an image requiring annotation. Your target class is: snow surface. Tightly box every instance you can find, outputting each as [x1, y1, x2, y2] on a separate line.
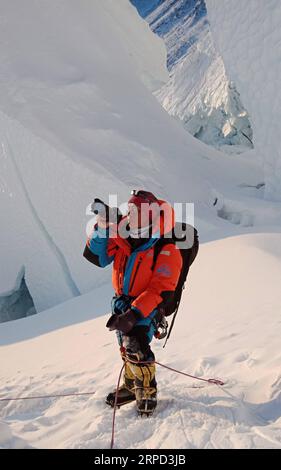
[1, 234, 281, 449]
[206, 0, 281, 200]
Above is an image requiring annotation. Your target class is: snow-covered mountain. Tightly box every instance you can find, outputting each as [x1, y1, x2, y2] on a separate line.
[130, 0, 253, 152]
[0, 0, 281, 450]
[206, 0, 281, 201]
[0, 0, 265, 322]
[0, 0, 170, 319]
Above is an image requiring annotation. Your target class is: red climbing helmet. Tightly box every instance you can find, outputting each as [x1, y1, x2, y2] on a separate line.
[128, 189, 158, 208]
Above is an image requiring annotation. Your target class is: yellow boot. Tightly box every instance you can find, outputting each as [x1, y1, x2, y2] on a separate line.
[105, 360, 136, 408]
[127, 357, 157, 416]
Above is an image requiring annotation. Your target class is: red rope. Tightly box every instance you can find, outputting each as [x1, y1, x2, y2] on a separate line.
[155, 361, 225, 386]
[110, 362, 125, 450]
[110, 357, 225, 448]
[0, 359, 224, 450]
[122, 358, 224, 386]
[0, 390, 96, 402]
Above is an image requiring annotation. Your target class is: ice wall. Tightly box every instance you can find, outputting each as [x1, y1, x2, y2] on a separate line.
[206, 0, 281, 200]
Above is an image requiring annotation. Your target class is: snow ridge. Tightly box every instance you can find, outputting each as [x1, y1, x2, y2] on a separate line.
[2, 138, 81, 299]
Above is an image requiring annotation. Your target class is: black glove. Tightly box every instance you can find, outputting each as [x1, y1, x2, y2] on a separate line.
[106, 309, 140, 334]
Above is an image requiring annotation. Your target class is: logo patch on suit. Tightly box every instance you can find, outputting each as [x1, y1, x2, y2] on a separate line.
[156, 264, 172, 277]
[160, 250, 171, 256]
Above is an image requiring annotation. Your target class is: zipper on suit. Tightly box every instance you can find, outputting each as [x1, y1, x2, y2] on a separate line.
[118, 254, 127, 294]
[129, 256, 142, 293]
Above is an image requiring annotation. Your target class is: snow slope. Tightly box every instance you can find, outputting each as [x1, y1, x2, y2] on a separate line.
[0, 0, 267, 319]
[1, 233, 281, 449]
[131, 0, 253, 152]
[0, 0, 172, 316]
[206, 0, 281, 200]
[0, 0, 168, 316]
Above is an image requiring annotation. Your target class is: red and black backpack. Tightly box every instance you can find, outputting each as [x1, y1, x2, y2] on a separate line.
[153, 222, 199, 317]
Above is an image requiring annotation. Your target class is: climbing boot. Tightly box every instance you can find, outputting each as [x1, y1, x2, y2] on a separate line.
[106, 362, 136, 408]
[127, 357, 157, 416]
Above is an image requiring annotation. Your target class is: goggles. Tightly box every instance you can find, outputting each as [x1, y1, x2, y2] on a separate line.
[129, 190, 158, 205]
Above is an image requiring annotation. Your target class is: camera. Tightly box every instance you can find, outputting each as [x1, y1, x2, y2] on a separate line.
[91, 198, 122, 224]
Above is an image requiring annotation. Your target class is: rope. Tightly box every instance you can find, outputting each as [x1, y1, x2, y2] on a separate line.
[0, 390, 96, 403]
[110, 357, 225, 448]
[155, 361, 224, 386]
[110, 362, 125, 450]
[0, 359, 225, 450]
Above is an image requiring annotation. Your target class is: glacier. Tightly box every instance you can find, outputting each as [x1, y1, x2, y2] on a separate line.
[0, 0, 264, 318]
[206, 0, 281, 200]
[131, 0, 253, 152]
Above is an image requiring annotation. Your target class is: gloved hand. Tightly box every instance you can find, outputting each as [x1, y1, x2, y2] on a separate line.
[106, 308, 141, 334]
[91, 198, 123, 228]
